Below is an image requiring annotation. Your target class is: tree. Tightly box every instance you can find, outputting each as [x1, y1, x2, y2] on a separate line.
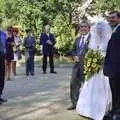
[87, 0, 120, 16]
[1, 0, 120, 55]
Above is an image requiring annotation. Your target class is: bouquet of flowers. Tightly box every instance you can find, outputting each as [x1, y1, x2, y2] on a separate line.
[12, 43, 17, 52]
[84, 49, 104, 81]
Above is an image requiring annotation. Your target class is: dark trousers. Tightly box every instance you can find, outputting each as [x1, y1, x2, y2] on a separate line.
[70, 62, 84, 106]
[0, 53, 5, 95]
[26, 55, 34, 75]
[43, 54, 54, 72]
[109, 75, 120, 112]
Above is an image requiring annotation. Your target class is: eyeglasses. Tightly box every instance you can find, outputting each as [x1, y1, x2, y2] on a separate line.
[108, 16, 116, 19]
[13, 31, 17, 33]
[108, 15, 117, 19]
[80, 26, 89, 28]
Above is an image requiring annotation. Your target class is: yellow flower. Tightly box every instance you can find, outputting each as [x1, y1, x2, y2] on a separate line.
[85, 76, 88, 80]
[88, 58, 92, 63]
[87, 62, 91, 67]
[85, 55, 88, 59]
[36, 44, 39, 49]
[88, 68, 91, 72]
[93, 58, 97, 63]
[84, 67, 88, 72]
[92, 63, 96, 68]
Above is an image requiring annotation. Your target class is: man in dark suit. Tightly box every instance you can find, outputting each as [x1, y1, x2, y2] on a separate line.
[67, 20, 91, 110]
[0, 17, 7, 103]
[40, 25, 56, 74]
[104, 11, 120, 115]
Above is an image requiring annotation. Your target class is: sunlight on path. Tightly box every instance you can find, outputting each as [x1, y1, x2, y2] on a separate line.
[0, 66, 88, 120]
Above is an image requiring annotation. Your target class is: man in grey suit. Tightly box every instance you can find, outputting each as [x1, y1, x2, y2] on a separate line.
[67, 20, 91, 110]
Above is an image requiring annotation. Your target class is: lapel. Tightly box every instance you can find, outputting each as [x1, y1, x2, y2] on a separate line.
[76, 33, 91, 49]
[85, 33, 91, 46]
[45, 32, 50, 39]
[113, 24, 120, 33]
[76, 36, 81, 48]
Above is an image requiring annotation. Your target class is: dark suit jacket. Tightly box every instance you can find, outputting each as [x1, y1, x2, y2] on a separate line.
[40, 32, 56, 55]
[0, 31, 6, 54]
[103, 25, 120, 77]
[24, 36, 36, 56]
[66, 33, 90, 59]
[70, 33, 91, 84]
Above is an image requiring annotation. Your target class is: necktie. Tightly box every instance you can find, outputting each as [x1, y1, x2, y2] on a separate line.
[79, 36, 85, 55]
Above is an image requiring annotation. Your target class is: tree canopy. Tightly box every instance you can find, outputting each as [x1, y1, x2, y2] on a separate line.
[0, 0, 120, 55]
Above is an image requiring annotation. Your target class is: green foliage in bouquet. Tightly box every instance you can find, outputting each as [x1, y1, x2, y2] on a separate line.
[84, 49, 104, 81]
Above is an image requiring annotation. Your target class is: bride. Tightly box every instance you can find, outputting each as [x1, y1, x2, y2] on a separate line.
[76, 21, 112, 120]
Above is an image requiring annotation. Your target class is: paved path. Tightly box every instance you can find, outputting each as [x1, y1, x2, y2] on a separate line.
[0, 66, 88, 120]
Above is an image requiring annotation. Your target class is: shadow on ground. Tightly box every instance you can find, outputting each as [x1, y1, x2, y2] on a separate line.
[0, 67, 88, 120]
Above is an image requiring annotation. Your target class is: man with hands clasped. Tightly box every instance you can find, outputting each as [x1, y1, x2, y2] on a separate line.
[40, 25, 56, 74]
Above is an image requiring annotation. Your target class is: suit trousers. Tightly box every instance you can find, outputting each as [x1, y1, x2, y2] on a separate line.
[0, 53, 5, 95]
[109, 74, 120, 112]
[26, 55, 34, 75]
[43, 54, 54, 72]
[70, 62, 84, 107]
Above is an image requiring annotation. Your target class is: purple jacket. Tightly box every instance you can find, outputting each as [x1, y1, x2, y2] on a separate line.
[0, 31, 6, 53]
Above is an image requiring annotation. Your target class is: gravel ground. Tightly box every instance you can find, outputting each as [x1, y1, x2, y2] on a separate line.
[0, 66, 88, 120]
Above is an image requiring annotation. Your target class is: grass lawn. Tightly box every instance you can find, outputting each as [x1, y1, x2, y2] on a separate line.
[19, 55, 74, 65]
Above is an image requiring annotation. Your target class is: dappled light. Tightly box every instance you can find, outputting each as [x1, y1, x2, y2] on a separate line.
[0, 67, 87, 120]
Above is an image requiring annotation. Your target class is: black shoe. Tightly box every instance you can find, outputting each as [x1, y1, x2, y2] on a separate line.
[13, 72, 16, 76]
[50, 71, 57, 74]
[31, 73, 34, 76]
[67, 105, 76, 110]
[26, 73, 29, 76]
[103, 111, 113, 120]
[0, 98, 7, 103]
[112, 114, 120, 120]
[43, 71, 47, 74]
[0, 102, 2, 105]
[7, 78, 11, 81]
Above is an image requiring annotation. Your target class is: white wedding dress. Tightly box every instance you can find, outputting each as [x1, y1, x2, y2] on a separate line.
[76, 21, 112, 120]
